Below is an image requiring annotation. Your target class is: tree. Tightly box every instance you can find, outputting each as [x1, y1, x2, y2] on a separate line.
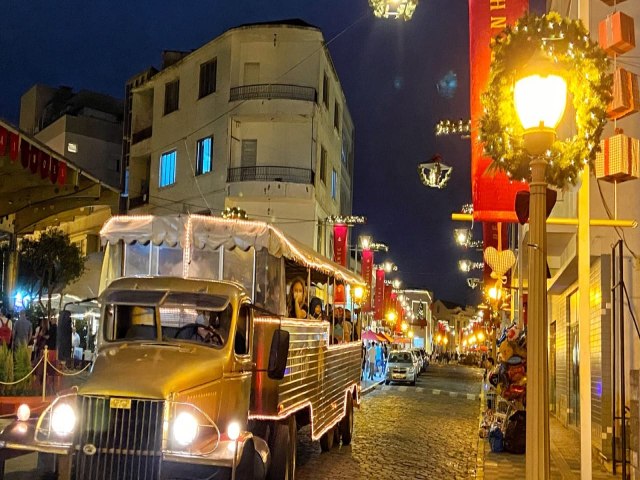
[18, 229, 85, 325]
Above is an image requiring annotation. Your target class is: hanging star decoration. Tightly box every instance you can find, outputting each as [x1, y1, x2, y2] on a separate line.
[480, 12, 612, 189]
[418, 154, 453, 189]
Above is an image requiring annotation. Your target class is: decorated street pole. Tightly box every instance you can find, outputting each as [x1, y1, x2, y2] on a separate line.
[480, 13, 611, 480]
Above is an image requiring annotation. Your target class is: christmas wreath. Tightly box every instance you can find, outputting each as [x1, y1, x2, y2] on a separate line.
[480, 12, 612, 189]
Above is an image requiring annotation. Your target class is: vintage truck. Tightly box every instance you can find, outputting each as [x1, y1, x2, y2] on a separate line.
[0, 214, 364, 480]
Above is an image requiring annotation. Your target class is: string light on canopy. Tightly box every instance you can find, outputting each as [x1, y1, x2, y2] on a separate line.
[418, 154, 453, 189]
[221, 207, 248, 220]
[369, 0, 418, 20]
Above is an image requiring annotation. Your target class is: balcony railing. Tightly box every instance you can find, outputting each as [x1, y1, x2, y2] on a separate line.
[131, 126, 152, 145]
[229, 84, 317, 103]
[227, 166, 314, 185]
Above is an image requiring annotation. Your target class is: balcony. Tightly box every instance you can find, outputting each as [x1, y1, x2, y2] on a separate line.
[131, 126, 152, 145]
[229, 84, 317, 103]
[227, 166, 314, 185]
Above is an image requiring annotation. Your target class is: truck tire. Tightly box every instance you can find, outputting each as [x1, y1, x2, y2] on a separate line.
[267, 416, 296, 480]
[319, 426, 334, 451]
[339, 395, 354, 446]
[236, 438, 256, 480]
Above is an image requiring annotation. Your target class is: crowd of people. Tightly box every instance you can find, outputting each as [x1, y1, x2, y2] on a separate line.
[286, 276, 359, 344]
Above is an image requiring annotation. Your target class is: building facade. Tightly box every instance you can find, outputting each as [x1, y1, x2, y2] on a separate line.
[124, 19, 354, 253]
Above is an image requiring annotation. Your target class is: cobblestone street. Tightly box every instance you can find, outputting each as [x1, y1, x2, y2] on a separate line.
[296, 364, 484, 480]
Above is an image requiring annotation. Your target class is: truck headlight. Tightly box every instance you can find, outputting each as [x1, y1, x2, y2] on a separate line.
[227, 421, 241, 441]
[173, 412, 199, 446]
[51, 403, 76, 436]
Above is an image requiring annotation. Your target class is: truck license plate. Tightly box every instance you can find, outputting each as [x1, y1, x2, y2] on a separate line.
[110, 398, 132, 409]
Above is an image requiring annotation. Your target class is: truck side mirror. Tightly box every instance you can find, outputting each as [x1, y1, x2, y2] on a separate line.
[267, 329, 289, 380]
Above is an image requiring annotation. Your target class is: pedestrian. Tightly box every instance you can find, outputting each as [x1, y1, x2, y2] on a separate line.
[367, 342, 376, 380]
[375, 342, 383, 376]
[0, 311, 13, 347]
[46, 316, 58, 363]
[382, 343, 388, 373]
[361, 342, 367, 380]
[12, 311, 32, 349]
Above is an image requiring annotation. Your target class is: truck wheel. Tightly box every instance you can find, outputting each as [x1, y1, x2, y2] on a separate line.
[267, 416, 296, 480]
[235, 438, 256, 480]
[319, 426, 334, 451]
[340, 395, 354, 446]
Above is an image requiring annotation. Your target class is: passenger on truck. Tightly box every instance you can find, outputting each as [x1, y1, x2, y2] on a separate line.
[287, 277, 308, 319]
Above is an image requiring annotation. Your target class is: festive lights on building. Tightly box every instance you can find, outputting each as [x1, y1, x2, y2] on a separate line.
[458, 259, 484, 273]
[461, 204, 474, 215]
[369, 0, 418, 20]
[435, 119, 471, 137]
[325, 215, 367, 225]
[454, 228, 483, 249]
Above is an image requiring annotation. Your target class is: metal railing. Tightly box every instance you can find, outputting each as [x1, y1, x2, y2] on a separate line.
[229, 84, 317, 102]
[227, 166, 314, 185]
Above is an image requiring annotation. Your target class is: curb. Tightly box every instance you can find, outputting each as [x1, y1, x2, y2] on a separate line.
[474, 385, 487, 479]
[361, 379, 384, 396]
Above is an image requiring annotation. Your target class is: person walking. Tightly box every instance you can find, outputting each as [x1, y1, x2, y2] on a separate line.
[367, 343, 376, 380]
[12, 311, 32, 349]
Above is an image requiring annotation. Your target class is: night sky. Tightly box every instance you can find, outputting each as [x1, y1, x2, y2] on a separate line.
[0, 0, 484, 306]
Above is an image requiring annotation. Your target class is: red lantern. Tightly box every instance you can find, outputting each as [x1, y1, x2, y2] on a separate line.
[58, 161, 67, 185]
[50, 158, 59, 184]
[9, 132, 19, 161]
[40, 152, 50, 179]
[0, 126, 7, 156]
[334, 283, 345, 305]
[29, 145, 39, 174]
[20, 140, 30, 169]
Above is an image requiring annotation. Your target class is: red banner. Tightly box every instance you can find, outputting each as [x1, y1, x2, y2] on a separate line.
[9, 132, 19, 161]
[374, 268, 385, 320]
[360, 248, 373, 311]
[332, 224, 348, 267]
[469, 0, 529, 222]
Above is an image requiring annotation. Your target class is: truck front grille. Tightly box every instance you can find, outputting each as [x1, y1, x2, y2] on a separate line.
[73, 395, 164, 480]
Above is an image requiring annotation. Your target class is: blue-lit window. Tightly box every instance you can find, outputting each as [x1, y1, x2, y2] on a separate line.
[196, 137, 213, 175]
[159, 150, 177, 187]
[331, 169, 338, 200]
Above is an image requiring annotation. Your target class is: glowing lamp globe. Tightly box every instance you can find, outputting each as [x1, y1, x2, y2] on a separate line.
[353, 286, 365, 301]
[514, 71, 567, 155]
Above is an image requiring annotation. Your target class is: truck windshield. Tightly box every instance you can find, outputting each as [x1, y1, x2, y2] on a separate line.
[102, 291, 233, 348]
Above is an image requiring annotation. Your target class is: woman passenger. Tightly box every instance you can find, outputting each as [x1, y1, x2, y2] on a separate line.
[287, 277, 308, 319]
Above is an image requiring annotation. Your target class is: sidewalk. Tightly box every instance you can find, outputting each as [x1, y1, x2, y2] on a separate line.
[475, 386, 620, 479]
[360, 371, 385, 395]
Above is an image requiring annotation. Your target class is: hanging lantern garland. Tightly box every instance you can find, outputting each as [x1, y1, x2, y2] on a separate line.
[480, 12, 612, 189]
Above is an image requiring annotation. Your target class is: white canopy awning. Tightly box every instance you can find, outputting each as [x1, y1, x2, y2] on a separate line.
[100, 214, 364, 286]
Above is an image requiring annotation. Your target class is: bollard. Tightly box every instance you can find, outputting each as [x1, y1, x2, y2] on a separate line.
[42, 345, 48, 401]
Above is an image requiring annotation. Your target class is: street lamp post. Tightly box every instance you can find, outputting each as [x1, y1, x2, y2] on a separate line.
[513, 58, 567, 480]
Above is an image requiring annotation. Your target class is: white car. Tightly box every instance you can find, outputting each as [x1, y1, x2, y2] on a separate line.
[385, 351, 418, 386]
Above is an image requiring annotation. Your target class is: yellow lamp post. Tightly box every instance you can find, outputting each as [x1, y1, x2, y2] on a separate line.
[514, 58, 567, 480]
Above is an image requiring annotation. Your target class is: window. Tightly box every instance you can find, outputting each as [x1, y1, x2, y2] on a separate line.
[159, 150, 177, 187]
[331, 169, 338, 200]
[319, 146, 327, 184]
[196, 137, 213, 175]
[334, 101, 340, 132]
[164, 80, 180, 115]
[322, 73, 329, 108]
[199, 58, 217, 98]
[241, 140, 257, 167]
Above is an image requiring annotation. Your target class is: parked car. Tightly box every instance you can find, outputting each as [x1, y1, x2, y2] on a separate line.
[385, 351, 418, 386]
[410, 348, 428, 372]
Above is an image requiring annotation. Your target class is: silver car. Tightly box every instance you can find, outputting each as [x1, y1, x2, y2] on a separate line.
[385, 351, 418, 386]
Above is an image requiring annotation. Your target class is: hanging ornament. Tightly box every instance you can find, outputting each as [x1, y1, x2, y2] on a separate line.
[369, 0, 418, 20]
[418, 154, 453, 189]
[435, 119, 471, 138]
[483, 246, 517, 280]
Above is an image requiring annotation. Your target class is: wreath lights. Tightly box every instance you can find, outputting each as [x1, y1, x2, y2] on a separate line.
[480, 12, 612, 189]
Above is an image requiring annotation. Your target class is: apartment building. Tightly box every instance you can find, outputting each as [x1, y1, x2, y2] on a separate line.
[123, 19, 355, 252]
